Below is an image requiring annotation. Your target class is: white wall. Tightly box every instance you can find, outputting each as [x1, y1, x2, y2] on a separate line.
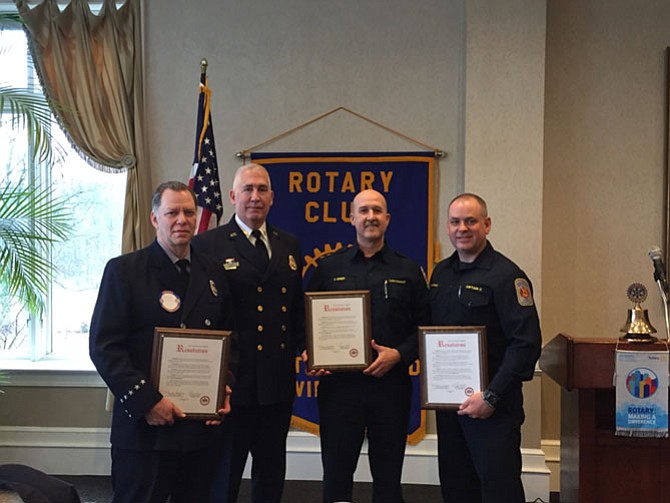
[145, 0, 463, 257]
[464, 0, 546, 310]
[542, 0, 670, 444]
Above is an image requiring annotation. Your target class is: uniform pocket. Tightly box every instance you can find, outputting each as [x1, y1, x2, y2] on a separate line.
[385, 279, 411, 302]
[458, 284, 491, 308]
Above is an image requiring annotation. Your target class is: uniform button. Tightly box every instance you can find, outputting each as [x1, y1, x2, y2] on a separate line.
[280, 343, 286, 350]
[281, 325, 287, 332]
[257, 325, 264, 332]
[257, 305, 264, 312]
[281, 305, 287, 312]
[257, 344, 263, 351]
[180, 323, 186, 328]
[205, 319, 211, 326]
[281, 287, 287, 294]
[257, 286, 263, 293]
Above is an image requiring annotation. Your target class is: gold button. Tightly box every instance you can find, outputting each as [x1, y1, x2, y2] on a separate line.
[281, 287, 287, 294]
[257, 325, 264, 332]
[280, 343, 286, 349]
[257, 305, 264, 312]
[205, 319, 211, 326]
[281, 325, 287, 332]
[281, 305, 287, 312]
[257, 286, 263, 293]
[257, 344, 263, 351]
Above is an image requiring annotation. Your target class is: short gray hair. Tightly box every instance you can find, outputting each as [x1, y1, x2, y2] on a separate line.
[151, 181, 196, 212]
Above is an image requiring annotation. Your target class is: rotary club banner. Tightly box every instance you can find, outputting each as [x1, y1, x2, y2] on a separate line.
[615, 349, 669, 438]
[251, 151, 436, 444]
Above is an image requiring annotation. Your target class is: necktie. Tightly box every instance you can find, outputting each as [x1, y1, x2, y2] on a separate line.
[176, 259, 190, 286]
[251, 229, 269, 269]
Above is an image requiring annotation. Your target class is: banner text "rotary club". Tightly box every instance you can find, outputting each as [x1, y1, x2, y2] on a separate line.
[288, 170, 393, 223]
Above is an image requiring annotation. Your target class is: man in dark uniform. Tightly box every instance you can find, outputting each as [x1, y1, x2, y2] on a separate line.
[307, 189, 429, 503]
[429, 193, 542, 503]
[193, 163, 304, 503]
[89, 181, 235, 503]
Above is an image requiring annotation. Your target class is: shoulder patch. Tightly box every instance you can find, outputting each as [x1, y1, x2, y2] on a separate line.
[514, 278, 534, 307]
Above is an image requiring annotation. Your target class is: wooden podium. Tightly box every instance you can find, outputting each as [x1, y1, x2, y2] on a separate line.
[540, 333, 670, 503]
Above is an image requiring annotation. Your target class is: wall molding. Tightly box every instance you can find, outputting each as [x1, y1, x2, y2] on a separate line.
[541, 438, 561, 493]
[0, 427, 550, 501]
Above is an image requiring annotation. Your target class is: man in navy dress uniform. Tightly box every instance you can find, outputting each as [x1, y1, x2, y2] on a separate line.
[193, 164, 304, 503]
[89, 181, 235, 503]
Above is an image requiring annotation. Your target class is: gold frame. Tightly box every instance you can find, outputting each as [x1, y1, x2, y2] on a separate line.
[150, 327, 232, 420]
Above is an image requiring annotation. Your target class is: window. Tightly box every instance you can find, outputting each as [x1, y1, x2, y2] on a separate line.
[0, 20, 126, 367]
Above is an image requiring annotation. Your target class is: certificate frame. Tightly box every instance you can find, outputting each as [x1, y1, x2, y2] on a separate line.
[418, 325, 488, 410]
[305, 290, 372, 372]
[150, 327, 232, 420]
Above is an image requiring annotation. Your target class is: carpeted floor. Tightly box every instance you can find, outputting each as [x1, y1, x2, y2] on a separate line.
[57, 475, 560, 502]
[57, 476, 443, 502]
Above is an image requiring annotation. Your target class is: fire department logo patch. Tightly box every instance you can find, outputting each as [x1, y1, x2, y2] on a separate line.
[514, 278, 534, 307]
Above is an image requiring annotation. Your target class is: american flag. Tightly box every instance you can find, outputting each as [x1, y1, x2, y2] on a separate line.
[189, 77, 223, 233]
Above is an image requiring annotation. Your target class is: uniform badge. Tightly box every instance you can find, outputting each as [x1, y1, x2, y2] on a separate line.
[159, 290, 181, 312]
[514, 278, 534, 307]
[288, 254, 297, 271]
[209, 280, 218, 297]
[223, 258, 239, 270]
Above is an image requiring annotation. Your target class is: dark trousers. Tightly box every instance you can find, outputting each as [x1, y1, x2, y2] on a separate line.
[211, 400, 293, 503]
[436, 388, 525, 503]
[318, 372, 412, 503]
[111, 445, 218, 503]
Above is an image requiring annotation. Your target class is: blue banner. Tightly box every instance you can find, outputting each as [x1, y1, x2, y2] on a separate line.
[615, 349, 669, 438]
[252, 152, 435, 445]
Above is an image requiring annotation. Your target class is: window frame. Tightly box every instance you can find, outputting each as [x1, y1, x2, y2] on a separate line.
[0, 5, 120, 384]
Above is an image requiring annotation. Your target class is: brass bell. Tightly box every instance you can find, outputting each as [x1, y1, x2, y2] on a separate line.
[620, 283, 657, 343]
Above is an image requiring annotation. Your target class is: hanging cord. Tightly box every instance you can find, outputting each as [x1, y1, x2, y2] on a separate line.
[236, 106, 446, 161]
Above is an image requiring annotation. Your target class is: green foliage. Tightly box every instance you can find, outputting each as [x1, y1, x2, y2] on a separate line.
[0, 12, 73, 318]
[0, 182, 71, 316]
[0, 84, 54, 164]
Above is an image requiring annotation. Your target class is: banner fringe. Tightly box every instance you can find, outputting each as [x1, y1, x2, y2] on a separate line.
[291, 415, 320, 436]
[615, 430, 669, 438]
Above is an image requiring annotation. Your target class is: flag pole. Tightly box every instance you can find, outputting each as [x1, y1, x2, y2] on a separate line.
[200, 58, 208, 85]
[190, 57, 223, 233]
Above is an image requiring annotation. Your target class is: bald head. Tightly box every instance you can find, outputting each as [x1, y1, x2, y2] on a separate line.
[352, 189, 388, 213]
[350, 189, 390, 256]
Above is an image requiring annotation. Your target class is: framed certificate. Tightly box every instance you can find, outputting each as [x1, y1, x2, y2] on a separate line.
[305, 290, 372, 372]
[418, 326, 488, 410]
[150, 327, 232, 420]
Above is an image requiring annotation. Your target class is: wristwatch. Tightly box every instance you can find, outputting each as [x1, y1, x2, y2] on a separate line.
[482, 389, 501, 409]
